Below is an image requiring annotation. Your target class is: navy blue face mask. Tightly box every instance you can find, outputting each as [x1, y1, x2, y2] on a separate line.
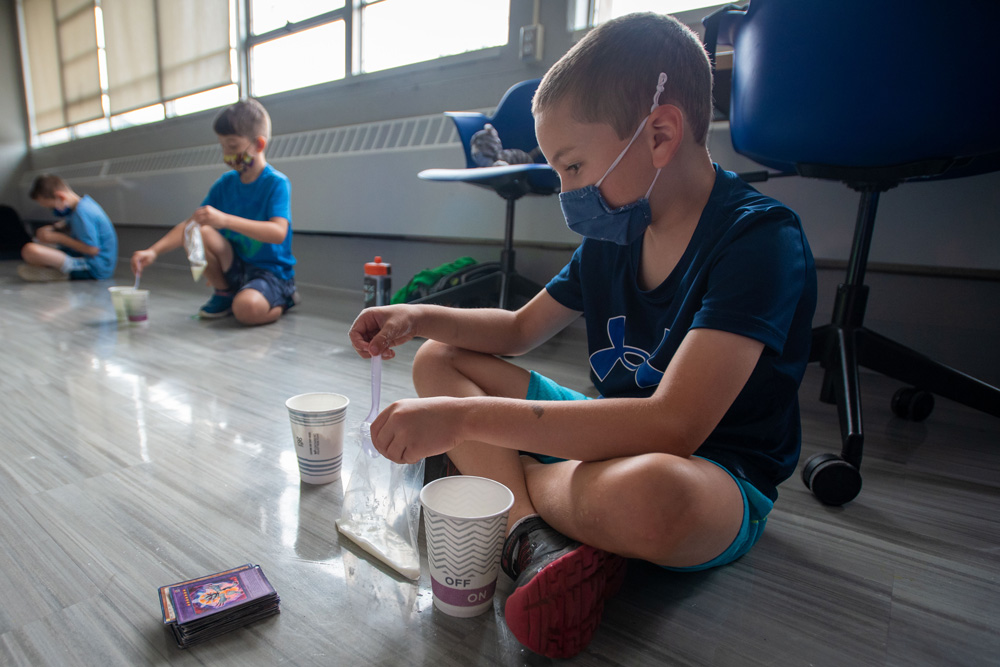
[559, 73, 667, 245]
[52, 207, 72, 217]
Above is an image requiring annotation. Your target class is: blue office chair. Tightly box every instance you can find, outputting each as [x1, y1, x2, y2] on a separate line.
[704, 1, 1000, 505]
[417, 79, 560, 309]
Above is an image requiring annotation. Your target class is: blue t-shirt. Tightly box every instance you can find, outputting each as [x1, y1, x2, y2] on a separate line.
[546, 165, 817, 500]
[202, 164, 296, 280]
[66, 195, 117, 280]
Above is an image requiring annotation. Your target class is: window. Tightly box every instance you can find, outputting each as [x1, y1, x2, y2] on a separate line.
[357, 0, 508, 75]
[247, 0, 509, 97]
[17, 0, 512, 144]
[20, 0, 103, 134]
[569, 0, 723, 31]
[247, 2, 348, 97]
[18, 0, 236, 146]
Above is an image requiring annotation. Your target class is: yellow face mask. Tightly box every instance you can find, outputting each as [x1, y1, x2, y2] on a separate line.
[223, 150, 255, 173]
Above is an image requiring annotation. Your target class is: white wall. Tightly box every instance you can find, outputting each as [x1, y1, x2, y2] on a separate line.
[7, 0, 999, 273]
[18, 118, 1000, 274]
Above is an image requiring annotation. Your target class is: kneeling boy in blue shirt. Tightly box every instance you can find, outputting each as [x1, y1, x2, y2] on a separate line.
[132, 98, 297, 326]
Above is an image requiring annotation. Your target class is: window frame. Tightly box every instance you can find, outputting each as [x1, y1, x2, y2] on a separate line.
[18, 0, 515, 147]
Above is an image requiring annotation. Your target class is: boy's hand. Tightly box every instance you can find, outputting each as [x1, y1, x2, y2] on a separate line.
[370, 397, 464, 464]
[349, 305, 418, 359]
[191, 205, 226, 229]
[131, 249, 157, 275]
[35, 225, 60, 244]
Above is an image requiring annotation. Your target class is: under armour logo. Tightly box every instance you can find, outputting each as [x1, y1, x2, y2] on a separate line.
[589, 316, 667, 388]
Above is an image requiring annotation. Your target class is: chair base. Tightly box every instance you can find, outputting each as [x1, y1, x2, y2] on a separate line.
[802, 186, 1000, 505]
[407, 265, 543, 310]
[407, 194, 547, 310]
[808, 320, 1000, 505]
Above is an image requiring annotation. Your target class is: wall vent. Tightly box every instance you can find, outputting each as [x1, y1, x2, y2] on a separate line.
[35, 113, 461, 182]
[18, 107, 574, 246]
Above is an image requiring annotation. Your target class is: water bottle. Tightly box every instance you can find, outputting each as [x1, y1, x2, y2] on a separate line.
[363, 256, 391, 308]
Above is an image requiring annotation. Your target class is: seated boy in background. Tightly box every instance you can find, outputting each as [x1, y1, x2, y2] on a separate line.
[131, 98, 298, 326]
[350, 12, 817, 659]
[19, 174, 118, 282]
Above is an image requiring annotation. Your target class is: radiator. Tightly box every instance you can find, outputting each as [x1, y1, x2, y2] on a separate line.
[19, 113, 574, 245]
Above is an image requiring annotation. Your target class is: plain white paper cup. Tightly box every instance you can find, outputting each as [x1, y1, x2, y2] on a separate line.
[420, 476, 515, 617]
[285, 392, 350, 484]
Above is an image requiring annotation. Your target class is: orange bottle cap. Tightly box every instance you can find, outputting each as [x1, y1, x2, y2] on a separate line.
[364, 256, 390, 275]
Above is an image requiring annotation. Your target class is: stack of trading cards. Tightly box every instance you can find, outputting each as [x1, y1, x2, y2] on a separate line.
[158, 563, 280, 648]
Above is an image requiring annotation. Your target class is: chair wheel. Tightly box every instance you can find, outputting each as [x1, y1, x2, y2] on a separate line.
[891, 387, 934, 422]
[801, 453, 862, 506]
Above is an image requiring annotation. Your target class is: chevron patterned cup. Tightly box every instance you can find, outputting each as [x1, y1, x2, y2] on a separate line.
[420, 476, 515, 617]
[285, 392, 350, 484]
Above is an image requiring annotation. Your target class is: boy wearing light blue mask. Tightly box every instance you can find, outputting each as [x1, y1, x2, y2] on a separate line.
[131, 98, 298, 326]
[349, 12, 816, 659]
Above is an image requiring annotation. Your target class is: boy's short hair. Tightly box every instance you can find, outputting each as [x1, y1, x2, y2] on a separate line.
[213, 98, 272, 143]
[29, 173, 68, 200]
[534, 12, 713, 146]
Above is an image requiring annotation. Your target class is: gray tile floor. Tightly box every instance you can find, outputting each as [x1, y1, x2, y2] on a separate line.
[1, 262, 998, 666]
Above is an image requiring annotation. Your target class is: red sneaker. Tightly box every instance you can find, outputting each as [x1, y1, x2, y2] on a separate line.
[501, 516, 626, 659]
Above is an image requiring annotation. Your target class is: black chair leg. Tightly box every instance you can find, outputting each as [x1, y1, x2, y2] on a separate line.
[805, 318, 1000, 507]
[503, 271, 544, 305]
[857, 328, 1000, 418]
[412, 195, 544, 310]
[804, 324, 865, 506]
[811, 324, 865, 467]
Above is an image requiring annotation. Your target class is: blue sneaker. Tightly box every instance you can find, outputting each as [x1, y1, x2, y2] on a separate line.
[198, 292, 233, 318]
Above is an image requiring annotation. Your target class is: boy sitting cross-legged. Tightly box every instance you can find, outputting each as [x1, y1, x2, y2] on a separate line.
[350, 12, 817, 658]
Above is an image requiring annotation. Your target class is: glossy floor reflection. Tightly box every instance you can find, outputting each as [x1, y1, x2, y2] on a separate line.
[1, 261, 998, 666]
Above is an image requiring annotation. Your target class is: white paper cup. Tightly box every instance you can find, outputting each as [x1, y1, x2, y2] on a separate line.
[285, 393, 349, 484]
[122, 288, 149, 322]
[420, 476, 514, 617]
[107, 286, 130, 322]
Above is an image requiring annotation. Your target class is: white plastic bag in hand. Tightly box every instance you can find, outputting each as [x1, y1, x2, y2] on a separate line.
[337, 425, 424, 580]
[183, 220, 207, 281]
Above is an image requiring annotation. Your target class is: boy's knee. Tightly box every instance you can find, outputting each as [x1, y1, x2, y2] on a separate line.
[232, 290, 279, 325]
[412, 339, 459, 393]
[413, 339, 456, 370]
[21, 242, 39, 261]
[576, 455, 703, 559]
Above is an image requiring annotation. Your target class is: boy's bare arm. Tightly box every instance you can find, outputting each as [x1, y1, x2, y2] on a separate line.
[35, 227, 98, 256]
[371, 328, 765, 464]
[131, 219, 189, 274]
[191, 205, 288, 244]
[350, 290, 580, 359]
[148, 219, 189, 255]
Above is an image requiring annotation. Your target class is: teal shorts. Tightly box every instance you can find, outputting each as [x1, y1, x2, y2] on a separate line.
[524, 370, 773, 570]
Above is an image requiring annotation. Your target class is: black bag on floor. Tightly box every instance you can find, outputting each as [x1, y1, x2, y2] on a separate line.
[0, 205, 32, 259]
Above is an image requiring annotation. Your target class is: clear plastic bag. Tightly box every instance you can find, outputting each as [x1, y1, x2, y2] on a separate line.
[183, 220, 207, 281]
[336, 426, 424, 580]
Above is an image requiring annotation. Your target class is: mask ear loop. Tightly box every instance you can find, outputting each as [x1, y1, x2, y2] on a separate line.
[597, 73, 670, 189]
[651, 72, 667, 112]
[641, 72, 668, 197]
